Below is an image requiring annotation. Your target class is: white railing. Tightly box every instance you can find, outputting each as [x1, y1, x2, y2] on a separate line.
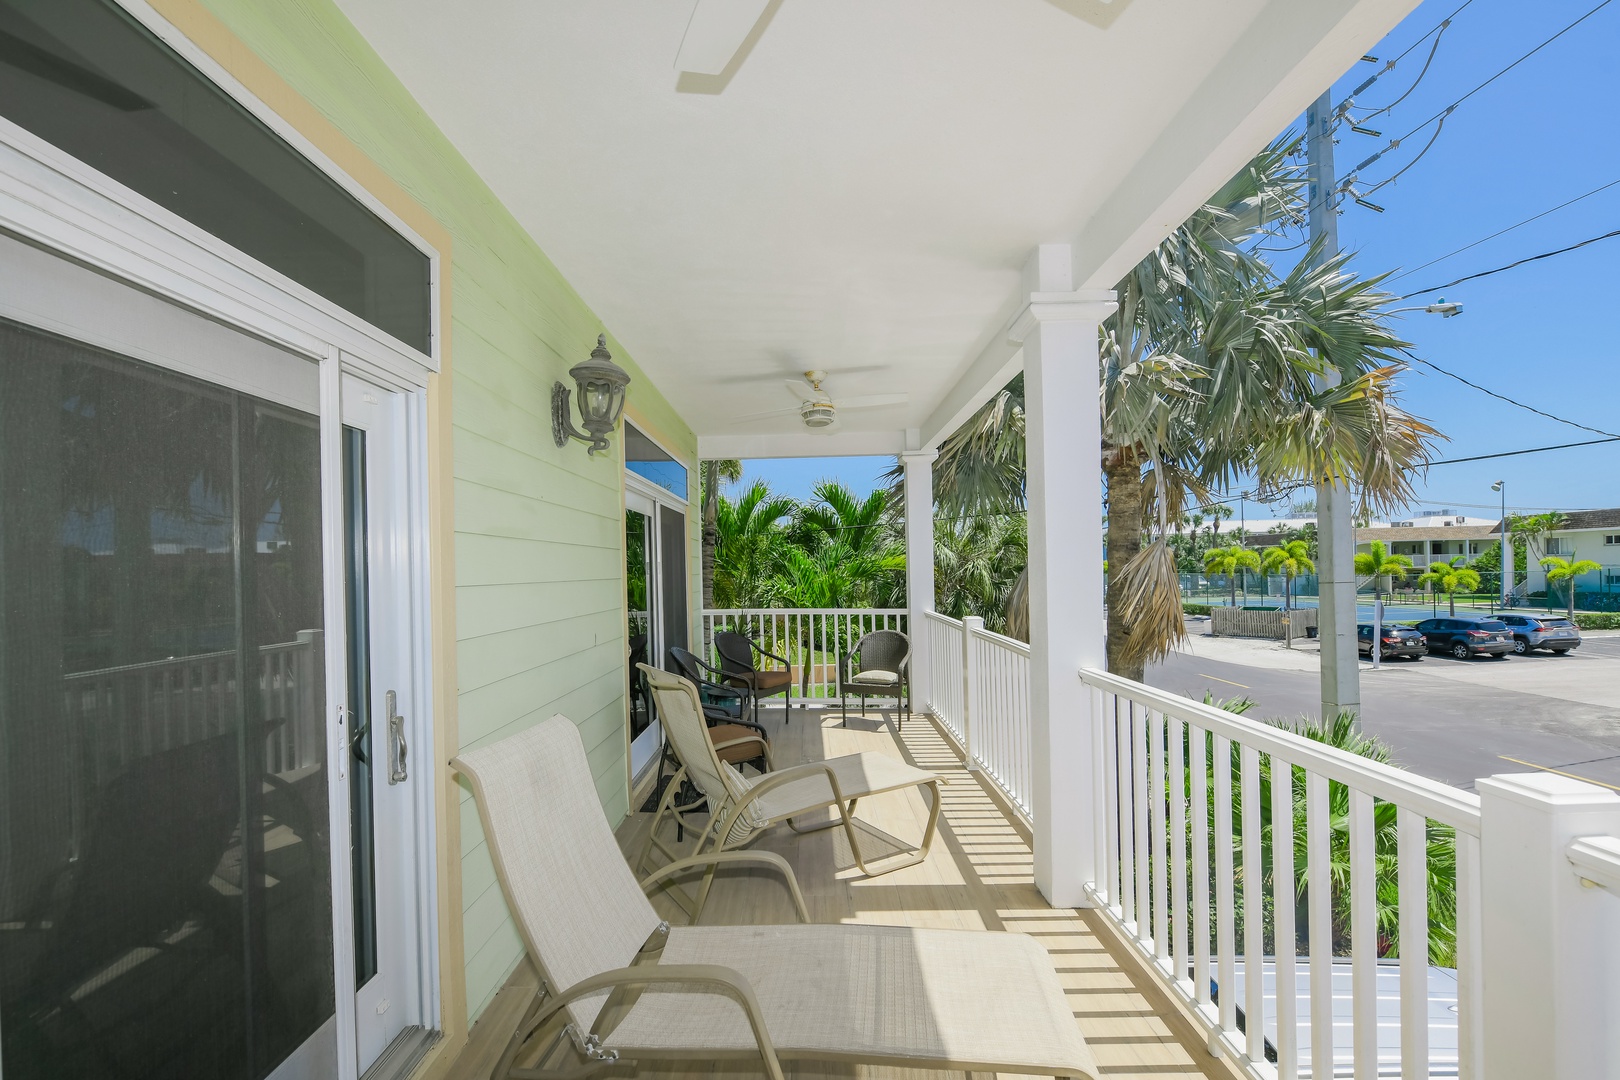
[920, 612, 965, 740]
[967, 621, 1032, 819]
[916, 611, 1033, 820]
[1568, 835, 1620, 895]
[699, 608, 907, 702]
[1080, 669, 1483, 1080]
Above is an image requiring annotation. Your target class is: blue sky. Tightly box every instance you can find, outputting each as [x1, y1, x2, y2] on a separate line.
[741, 0, 1619, 519]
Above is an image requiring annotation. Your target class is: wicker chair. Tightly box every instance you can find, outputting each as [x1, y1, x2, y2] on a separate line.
[667, 646, 768, 772]
[838, 629, 911, 729]
[713, 631, 793, 724]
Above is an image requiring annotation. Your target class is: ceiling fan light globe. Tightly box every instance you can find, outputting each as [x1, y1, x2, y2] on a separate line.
[799, 401, 837, 429]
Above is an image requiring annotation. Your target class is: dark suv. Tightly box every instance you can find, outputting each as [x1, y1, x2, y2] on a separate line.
[1357, 623, 1427, 661]
[1413, 616, 1514, 659]
[1493, 613, 1582, 655]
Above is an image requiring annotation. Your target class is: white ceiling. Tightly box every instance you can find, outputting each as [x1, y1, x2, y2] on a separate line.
[333, 0, 1416, 456]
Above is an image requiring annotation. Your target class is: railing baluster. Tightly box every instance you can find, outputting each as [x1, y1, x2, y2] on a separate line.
[1241, 744, 1264, 1064]
[1102, 691, 1121, 912]
[1150, 708, 1169, 964]
[1119, 697, 1137, 931]
[1271, 754, 1298, 1080]
[1133, 702, 1151, 945]
[1190, 722, 1211, 1010]
[1169, 712, 1188, 990]
[1307, 770, 1333, 1080]
[1350, 788, 1377, 1079]
[1456, 831, 1483, 1080]
[1397, 806, 1430, 1080]
[1214, 733, 1236, 1039]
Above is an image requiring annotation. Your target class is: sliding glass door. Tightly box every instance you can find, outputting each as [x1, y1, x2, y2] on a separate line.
[0, 319, 333, 1079]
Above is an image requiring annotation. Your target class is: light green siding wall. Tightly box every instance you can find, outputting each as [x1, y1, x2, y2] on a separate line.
[195, 0, 698, 1020]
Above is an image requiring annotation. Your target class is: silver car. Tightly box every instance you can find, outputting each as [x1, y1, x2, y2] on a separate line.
[1495, 613, 1582, 655]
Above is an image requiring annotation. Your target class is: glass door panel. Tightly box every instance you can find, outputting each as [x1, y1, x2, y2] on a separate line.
[626, 502, 657, 776]
[0, 318, 333, 1079]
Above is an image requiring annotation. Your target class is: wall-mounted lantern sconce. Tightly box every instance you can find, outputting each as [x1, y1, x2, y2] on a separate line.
[552, 334, 631, 456]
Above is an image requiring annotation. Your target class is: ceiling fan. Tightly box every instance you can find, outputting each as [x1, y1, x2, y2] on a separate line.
[737, 371, 907, 433]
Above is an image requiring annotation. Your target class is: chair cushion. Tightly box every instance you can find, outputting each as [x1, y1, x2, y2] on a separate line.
[747, 669, 793, 692]
[708, 724, 766, 765]
[847, 668, 900, 687]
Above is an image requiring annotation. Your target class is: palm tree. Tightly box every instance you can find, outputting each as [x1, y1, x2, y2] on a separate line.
[934, 514, 1027, 633]
[1416, 556, 1480, 617]
[1510, 512, 1566, 567]
[711, 480, 797, 608]
[1203, 543, 1261, 608]
[700, 458, 742, 607]
[795, 480, 893, 561]
[1353, 539, 1413, 608]
[1261, 539, 1314, 612]
[1540, 556, 1602, 619]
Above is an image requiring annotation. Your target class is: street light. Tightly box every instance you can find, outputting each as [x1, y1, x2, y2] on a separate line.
[1492, 480, 1508, 607]
[1388, 297, 1464, 318]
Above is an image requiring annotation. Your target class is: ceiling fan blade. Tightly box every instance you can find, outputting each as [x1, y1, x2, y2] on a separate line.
[836, 393, 908, 410]
[735, 405, 800, 423]
[675, 0, 771, 75]
[783, 379, 821, 403]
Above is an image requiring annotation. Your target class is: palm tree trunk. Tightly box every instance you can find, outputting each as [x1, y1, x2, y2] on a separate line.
[1448, 591, 1456, 616]
[701, 462, 718, 610]
[1105, 445, 1145, 681]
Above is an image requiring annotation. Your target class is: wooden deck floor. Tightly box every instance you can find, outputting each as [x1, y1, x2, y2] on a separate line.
[444, 707, 1236, 1080]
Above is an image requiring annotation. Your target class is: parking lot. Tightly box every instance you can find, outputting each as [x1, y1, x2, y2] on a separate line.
[1147, 628, 1620, 792]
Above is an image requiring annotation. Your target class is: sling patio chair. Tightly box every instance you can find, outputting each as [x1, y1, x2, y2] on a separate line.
[712, 629, 793, 723]
[838, 627, 912, 729]
[452, 715, 1097, 1080]
[636, 664, 943, 903]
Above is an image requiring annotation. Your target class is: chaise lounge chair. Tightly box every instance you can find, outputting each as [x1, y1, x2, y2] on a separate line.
[636, 664, 943, 909]
[451, 715, 1097, 1080]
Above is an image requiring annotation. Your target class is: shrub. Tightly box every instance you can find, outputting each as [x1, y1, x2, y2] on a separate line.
[1184, 603, 1212, 616]
[1575, 612, 1620, 630]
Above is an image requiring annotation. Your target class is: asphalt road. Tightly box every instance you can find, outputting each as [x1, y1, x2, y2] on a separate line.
[1146, 633, 1620, 792]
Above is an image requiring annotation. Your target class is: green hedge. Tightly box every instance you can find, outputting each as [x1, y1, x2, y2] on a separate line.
[1184, 603, 1212, 616]
[1575, 612, 1620, 630]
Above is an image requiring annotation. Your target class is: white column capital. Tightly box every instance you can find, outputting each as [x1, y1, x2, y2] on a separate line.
[1006, 289, 1118, 345]
[900, 448, 938, 466]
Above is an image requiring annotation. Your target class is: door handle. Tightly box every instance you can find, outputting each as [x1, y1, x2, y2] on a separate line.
[386, 689, 408, 784]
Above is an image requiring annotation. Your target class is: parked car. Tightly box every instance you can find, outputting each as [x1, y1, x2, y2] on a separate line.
[1412, 617, 1515, 659]
[1357, 623, 1427, 661]
[1492, 612, 1582, 655]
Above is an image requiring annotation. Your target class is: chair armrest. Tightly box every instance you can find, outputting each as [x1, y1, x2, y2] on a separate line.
[755, 642, 791, 668]
[698, 679, 747, 702]
[526, 963, 785, 1080]
[640, 851, 808, 923]
[734, 760, 847, 812]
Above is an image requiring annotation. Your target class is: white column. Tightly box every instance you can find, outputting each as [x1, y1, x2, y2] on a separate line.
[902, 449, 936, 707]
[1010, 243, 1116, 908]
[1478, 772, 1620, 1080]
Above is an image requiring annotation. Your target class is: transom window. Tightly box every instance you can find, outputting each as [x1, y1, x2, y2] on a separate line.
[0, 0, 432, 353]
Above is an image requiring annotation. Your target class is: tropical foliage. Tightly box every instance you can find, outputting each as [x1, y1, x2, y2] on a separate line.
[706, 477, 907, 611]
[1540, 555, 1603, 619]
[1260, 539, 1315, 611]
[1416, 556, 1480, 616]
[1202, 543, 1261, 608]
[1353, 539, 1414, 605]
[933, 514, 1027, 634]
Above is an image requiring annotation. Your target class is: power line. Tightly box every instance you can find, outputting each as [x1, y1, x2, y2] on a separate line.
[1397, 227, 1620, 298]
[1406, 354, 1620, 439]
[1345, 1, 1613, 188]
[1427, 436, 1620, 466]
[1388, 178, 1620, 283]
[1350, 0, 1477, 99]
[1386, 0, 1613, 148]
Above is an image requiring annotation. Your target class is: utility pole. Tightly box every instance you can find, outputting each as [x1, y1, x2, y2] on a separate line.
[1306, 88, 1362, 722]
